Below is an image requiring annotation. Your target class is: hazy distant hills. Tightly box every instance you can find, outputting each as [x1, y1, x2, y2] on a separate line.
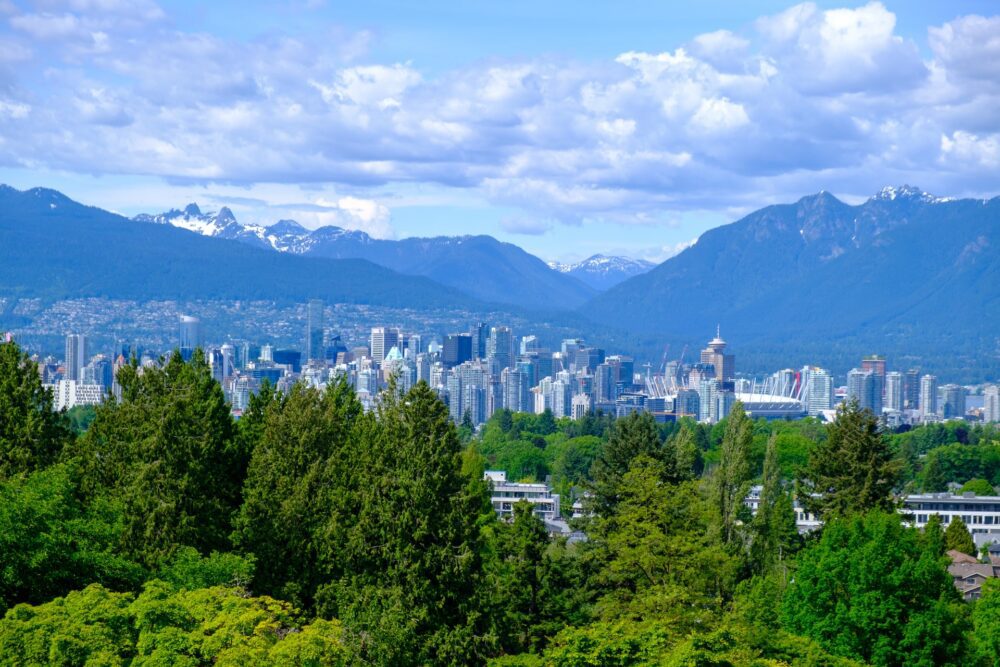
[549, 254, 655, 290]
[133, 204, 600, 309]
[0, 186, 479, 310]
[584, 186, 1000, 374]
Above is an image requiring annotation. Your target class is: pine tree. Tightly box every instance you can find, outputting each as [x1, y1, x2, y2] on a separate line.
[944, 516, 977, 556]
[709, 402, 753, 549]
[0, 340, 70, 479]
[922, 513, 946, 557]
[800, 398, 901, 521]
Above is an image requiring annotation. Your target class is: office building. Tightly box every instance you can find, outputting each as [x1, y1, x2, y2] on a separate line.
[698, 378, 719, 422]
[179, 315, 201, 360]
[447, 374, 463, 422]
[520, 335, 539, 355]
[574, 347, 605, 374]
[64, 333, 87, 382]
[443, 333, 473, 368]
[305, 299, 324, 361]
[940, 384, 967, 420]
[986, 386, 1000, 423]
[885, 371, 904, 412]
[920, 374, 938, 419]
[861, 354, 886, 408]
[501, 367, 529, 413]
[486, 326, 514, 373]
[905, 369, 921, 410]
[571, 393, 592, 419]
[369, 327, 400, 365]
[471, 322, 488, 359]
[81, 354, 113, 389]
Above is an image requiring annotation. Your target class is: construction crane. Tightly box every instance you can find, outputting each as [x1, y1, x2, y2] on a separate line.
[678, 344, 689, 366]
[659, 344, 671, 373]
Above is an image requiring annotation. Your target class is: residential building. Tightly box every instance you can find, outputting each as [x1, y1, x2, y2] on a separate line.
[64, 333, 87, 382]
[802, 366, 834, 416]
[986, 386, 1000, 423]
[305, 299, 324, 361]
[920, 374, 938, 419]
[443, 333, 473, 368]
[484, 470, 560, 522]
[940, 384, 967, 420]
[885, 371, 904, 411]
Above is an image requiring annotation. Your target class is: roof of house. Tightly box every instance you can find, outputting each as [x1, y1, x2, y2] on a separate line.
[948, 549, 980, 564]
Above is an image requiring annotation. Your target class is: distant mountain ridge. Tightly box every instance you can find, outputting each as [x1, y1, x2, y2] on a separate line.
[0, 185, 480, 311]
[549, 254, 655, 290]
[132, 204, 596, 308]
[583, 185, 1000, 375]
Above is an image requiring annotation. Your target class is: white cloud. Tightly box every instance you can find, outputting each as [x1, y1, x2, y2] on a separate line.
[310, 196, 395, 238]
[0, 0, 997, 231]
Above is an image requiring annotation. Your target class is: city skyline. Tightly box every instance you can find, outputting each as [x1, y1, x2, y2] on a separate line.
[1, 2, 998, 262]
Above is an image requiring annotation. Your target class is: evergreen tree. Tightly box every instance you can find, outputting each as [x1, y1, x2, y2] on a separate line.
[495, 501, 549, 654]
[73, 351, 239, 567]
[920, 454, 948, 492]
[709, 401, 753, 550]
[800, 399, 901, 520]
[921, 513, 946, 557]
[326, 382, 492, 665]
[944, 516, 977, 556]
[234, 378, 363, 609]
[751, 433, 800, 574]
[0, 339, 70, 479]
[588, 411, 661, 518]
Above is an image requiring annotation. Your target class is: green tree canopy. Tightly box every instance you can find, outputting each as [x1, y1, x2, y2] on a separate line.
[960, 478, 996, 496]
[800, 399, 901, 520]
[709, 401, 753, 550]
[72, 351, 240, 567]
[588, 411, 662, 518]
[944, 516, 977, 556]
[0, 339, 70, 480]
[782, 511, 968, 666]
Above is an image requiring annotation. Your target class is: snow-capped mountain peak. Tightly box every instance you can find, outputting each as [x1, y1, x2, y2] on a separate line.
[869, 185, 951, 204]
[548, 254, 655, 290]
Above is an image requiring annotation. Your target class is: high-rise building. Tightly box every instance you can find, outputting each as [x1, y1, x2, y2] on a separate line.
[471, 322, 489, 360]
[905, 369, 921, 409]
[861, 355, 886, 408]
[847, 368, 880, 413]
[698, 378, 719, 422]
[550, 378, 572, 418]
[443, 333, 473, 368]
[501, 367, 529, 413]
[700, 327, 735, 384]
[985, 386, 1000, 423]
[64, 333, 87, 382]
[594, 362, 615, 403]
[920, 374, 938, 419]
[939, 384, 967, 420]
[369, 327, 400, 364]
[81, 354, 112, 389]
[179, 315, 202, 360]
[305, 300, 324, 361]
[574, 347, 605, 374]
[885, 371, 904, 412]
[447, 374, 463, 422]
[571, 393, 593, 419]
[486, 326, 514, 373]
[520, 335, 539, 355]
[219, 343, 235, 380]
[801, 366, 833, 416]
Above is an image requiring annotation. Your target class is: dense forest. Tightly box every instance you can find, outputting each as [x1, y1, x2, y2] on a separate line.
[1, 338, 999, 666]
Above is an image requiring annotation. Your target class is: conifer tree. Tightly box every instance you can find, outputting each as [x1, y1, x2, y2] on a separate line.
[944, 516, 977, 556]
[800, 399, 900, 520]
[589, 411, 661, 518]
[0, 339, 70, 479]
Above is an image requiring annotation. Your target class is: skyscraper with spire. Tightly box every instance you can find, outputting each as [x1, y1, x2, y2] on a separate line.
[700, 326, 734, 385]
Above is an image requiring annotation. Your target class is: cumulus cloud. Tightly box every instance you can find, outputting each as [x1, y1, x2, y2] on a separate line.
[0, 0, 998, 230]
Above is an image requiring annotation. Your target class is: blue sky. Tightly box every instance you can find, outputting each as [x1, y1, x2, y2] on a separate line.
[1, 1, 998, 262]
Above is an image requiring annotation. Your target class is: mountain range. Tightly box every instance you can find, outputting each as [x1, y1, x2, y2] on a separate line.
[2, 183, 998, 379]
[549, 255, 655, 291]
[131, 205, 649, 307]
[584, 185, 1000, 378]
[0, 186, 478, 310]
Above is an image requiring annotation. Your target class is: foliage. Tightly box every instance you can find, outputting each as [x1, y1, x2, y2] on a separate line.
[972, 578, 1000, 666]
[0, 339, 70, 479]
[919, 444, 1000, 491]
[944, 516, 978, 556]
[66, 404, 97, 435]
[0, 582, 349, 666]
[751, 433, 801, 575]
[709, 401, 753, 551]
[782, 511, 969, 666]
[961, 478, 996, 496]
[72, 352, 241, 567]
[800, 399, 901, 520]
[0, 463, 145, 614]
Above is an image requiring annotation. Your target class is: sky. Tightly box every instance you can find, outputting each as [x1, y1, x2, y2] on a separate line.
[1, 1, 998, 263]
